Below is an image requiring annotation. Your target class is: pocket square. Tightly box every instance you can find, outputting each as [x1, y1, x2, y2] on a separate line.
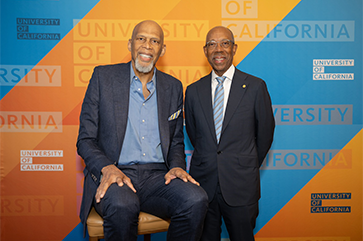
[168, 109, 181, 121]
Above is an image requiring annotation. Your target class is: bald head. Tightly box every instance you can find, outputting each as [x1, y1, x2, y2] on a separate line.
[206, 26, 235, 44]
[132, 20, 164, 44]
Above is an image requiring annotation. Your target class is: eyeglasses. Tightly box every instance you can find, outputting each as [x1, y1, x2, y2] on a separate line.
[204, 39, 234, 49]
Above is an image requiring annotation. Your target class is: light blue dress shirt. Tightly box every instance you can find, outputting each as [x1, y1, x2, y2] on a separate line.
[118, 66, 164, 165]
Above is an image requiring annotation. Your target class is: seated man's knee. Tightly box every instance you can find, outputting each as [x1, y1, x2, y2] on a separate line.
[193, 187, 208, 209]
[183, 185, 208, 212]
[102, 184, 140, 217]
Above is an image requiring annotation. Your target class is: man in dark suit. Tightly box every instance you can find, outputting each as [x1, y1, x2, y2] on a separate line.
[77, 20, 208, 241]
[185, 26, 275, 241]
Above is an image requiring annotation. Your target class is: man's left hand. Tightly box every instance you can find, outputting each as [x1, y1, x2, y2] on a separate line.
[164, 167, 200, 186]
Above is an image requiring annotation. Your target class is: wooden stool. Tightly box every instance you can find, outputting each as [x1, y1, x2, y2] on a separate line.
[87, 207, 170, 241]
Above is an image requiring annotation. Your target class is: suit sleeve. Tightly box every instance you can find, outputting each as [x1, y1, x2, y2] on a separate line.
[166, 81, 186, 170]
[184, 85, 196, 147]
[255, 80, 275, 166]
[76, 67, 114, 183]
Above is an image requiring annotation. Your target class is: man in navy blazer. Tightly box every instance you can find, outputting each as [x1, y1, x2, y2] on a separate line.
[77, 20, 208, 241]
[185, 26, 275, 241]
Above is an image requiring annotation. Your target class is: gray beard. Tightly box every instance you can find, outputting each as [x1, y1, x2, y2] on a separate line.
[135, 58, 154, 73]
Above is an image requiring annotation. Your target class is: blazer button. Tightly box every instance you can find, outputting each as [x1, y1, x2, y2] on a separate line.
[217, 151, 222, 154]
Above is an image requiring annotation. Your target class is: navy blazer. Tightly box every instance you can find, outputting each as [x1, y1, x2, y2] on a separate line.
[77, 62, 185, 232]
[185, 68, 275, 206]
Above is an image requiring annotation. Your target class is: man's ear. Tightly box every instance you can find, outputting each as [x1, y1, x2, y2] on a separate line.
[160, 44, 166, 57]
[203, 46, 208, 58]
[232, 44, 238, 56]
[127, 39, 132, 52]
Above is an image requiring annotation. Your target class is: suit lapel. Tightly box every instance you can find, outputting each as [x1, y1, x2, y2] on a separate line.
[156, 69, 171, 159]
[222, 70, 248, 133]
[196, 74, 217, 143]
[113, 63, 131, 150]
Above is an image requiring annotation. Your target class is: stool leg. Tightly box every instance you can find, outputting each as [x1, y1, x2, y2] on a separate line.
[144, 234, 151, 241]
[89, 237, 99, 241]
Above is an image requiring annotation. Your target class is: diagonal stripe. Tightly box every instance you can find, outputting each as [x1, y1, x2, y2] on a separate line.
[214, 110, 223, 120]
[214, 96, 224, 107]
[214, 103, 223, 113]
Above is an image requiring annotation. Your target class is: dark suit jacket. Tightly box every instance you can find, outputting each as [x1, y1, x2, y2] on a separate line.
[76, 62, 185, 231]
[185, 68, 275, 206]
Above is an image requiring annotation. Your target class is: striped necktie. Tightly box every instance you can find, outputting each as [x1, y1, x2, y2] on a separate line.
[213, 76, 226, 143]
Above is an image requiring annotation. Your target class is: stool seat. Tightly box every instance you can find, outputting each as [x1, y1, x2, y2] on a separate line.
[86, 207, 170, 241]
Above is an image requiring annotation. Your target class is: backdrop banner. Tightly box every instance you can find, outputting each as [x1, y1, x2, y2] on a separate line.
[1, 0, 362, 240]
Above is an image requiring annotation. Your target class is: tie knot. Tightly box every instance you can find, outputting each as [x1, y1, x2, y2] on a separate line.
[216, 76, 226, 84]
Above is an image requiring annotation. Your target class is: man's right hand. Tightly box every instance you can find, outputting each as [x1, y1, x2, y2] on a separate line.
[95, 164, 136, 203]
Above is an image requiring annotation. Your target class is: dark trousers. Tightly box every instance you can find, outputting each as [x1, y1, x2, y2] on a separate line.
[93, 163, 208, 241]
[201, 184, 259, 241]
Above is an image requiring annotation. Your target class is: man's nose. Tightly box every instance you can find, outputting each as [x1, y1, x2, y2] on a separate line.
[215, 42, 223, 51]
[143, 40, 152, 49]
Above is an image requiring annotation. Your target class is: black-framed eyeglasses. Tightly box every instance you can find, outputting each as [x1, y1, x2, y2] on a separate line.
[204, 39, 234, 49]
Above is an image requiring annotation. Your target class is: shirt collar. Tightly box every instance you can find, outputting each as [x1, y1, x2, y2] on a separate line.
[211, 64, 235, 82]
[130, 63, 157, 87]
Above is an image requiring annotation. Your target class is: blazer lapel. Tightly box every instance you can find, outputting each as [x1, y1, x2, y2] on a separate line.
[222, 70, 248, 133]
[196, 74, 217, 143]
[156, 70, 171, 159]
[113, 62, 131, 151]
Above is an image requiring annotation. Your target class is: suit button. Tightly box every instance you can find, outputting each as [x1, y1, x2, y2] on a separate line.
[217, 151, 222, 154]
